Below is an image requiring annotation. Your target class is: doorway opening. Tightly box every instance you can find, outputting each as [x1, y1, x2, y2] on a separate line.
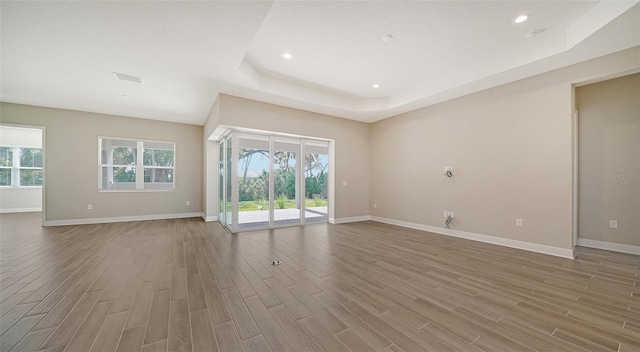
[574, 73, 640, 255]
[0, 124, 46, 225]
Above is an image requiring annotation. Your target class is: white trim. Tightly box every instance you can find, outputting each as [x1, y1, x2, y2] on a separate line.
[203, 214, 218, 222]
[329, 215, 371, 224]
[43, 212, 202, 226]
[0, 207, 42, 213]
[577, 238, 640, 255]
[573, 108, 579, 248]
[370, 216, 575, 259]
[0, 186, 43, 190]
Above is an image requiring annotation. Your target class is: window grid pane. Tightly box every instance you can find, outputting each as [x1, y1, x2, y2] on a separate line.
[100, 139, 137, 166]
[0, 168, 11, 186]
[19, 169, 43, 186]
[143, 148, 174, 167]
[114, 147, 136, 165]
[101, 166, 137, 190]
[144, 168, 173, 183]
[0, 147, 13, 167]
[19, 148, 43, 167]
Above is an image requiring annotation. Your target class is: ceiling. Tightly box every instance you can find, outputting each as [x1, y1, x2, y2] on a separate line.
[1, 1, 639, 125]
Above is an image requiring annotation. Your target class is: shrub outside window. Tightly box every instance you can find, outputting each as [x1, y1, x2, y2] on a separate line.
[99, 137, 175, 191]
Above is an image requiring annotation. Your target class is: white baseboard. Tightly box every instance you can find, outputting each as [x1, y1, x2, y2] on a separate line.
[370, 216, 575, 259]
[0, 207, 42, 213]
[44, 212, 204, 226]
[329, 215, 371, 224]
[202, 214, 218, 222]
[577, 238, 640, 255]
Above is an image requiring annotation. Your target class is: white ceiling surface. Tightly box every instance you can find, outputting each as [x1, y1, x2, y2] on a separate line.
[1, 1, 639, 125]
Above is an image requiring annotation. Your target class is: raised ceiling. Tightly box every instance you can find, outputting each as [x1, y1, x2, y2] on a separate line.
[1, 1, 639, 125]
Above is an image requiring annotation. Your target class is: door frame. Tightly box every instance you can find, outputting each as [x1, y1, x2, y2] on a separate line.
[218, 130, 331, 233]
[0, 123, 46, 226]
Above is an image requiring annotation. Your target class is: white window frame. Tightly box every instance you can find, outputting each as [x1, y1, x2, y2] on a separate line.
[98, 136, 176, 192]
[0, 146, 43, 188]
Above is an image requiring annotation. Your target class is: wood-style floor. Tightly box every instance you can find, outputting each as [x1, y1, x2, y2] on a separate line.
[0, 213, 638, 352]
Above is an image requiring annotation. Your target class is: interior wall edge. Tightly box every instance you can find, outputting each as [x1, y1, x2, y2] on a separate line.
[0, 208, 42, 214]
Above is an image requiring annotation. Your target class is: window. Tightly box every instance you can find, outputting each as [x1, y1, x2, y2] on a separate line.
[0, 146, 43, 187]
[99, 137, 175, 191]
[0, 147, 12, 186]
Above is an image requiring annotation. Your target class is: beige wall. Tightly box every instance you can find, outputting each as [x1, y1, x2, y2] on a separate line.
[204, 94, 370, 220]
[0, 103, 203, 223]
[370, 47, 640, 250]
[577, 73, 640, 246]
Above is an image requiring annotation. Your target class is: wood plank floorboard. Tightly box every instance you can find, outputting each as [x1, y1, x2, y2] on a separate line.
[0, 212, 638, 351]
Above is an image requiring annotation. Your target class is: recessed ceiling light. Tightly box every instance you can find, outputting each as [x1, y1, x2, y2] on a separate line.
[372, 84, 380, 88]
[514, 14, 530, 24]
[113, 72, 143, 84]
[120, 94, 130, 99]
[382, 34, 394, 42]
[282, 52, 293, 60]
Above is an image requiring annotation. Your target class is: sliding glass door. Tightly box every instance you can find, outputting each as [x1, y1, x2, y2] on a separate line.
[273, 137, 300, 227]
[216, 134, 235, 230]
[237, 135, 270, 231]
[304, 140, 329, 224]
[218, 132, 329, 232]
[218, 142, 224, 224]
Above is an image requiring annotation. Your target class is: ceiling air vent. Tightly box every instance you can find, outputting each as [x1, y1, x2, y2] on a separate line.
[113, 72, 143, 84]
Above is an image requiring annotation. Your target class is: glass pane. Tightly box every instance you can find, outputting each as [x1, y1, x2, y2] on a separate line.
[112, 147, 136, 165]
[273, 138, 300, 227]
[0, 147, 13, 167]
[19, 169, 43, 186]
[304, 140, 329, 224]
[237, 136, 270, 230]
[101, 139, 137, 165]
[143, 144, 174, 166]
[144, 168, 173, 189]
[225, 137, 232, 229]
[219, 142, 224, 224]
[101, 166, 136, 189]
[19, 148, 43, 167]
[0, 168, 11, 186]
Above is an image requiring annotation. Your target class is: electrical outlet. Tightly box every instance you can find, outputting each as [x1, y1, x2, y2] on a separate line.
[373, 203, 377, 209]
[448, 212, 454, 218]
[609, 220, 618, 229]
[87, 204, 92, 210]
[186, 200, 190, 206]
[444, 211, 454, 218]
[444, 211, 448, 218]
[342, 181, 348, 186]
[516, 218, 523, 227]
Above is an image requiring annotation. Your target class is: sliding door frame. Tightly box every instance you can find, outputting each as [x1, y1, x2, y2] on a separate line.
[218, 130, 329, 233]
